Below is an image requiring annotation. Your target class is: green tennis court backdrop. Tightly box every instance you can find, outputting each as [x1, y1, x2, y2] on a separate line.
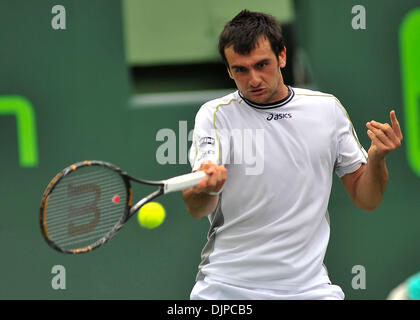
[0, 0, 419, 299]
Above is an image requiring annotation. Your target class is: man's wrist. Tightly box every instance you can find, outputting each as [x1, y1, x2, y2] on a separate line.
[207, 188, 223, 196]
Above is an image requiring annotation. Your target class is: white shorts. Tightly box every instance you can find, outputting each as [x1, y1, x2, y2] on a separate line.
[190, 277, 345, 300]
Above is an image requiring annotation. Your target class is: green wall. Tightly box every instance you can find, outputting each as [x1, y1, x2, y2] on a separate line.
[0, 0, 418, 300]
[122, 0, 294, 65]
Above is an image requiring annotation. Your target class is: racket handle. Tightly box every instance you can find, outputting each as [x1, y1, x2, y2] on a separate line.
[163, 171, 208, 194]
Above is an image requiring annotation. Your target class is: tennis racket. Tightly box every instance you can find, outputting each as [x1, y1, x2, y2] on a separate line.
[40, 160, 206, 254]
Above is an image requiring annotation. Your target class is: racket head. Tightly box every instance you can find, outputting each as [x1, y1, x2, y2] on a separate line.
[40, 160, 132, 254]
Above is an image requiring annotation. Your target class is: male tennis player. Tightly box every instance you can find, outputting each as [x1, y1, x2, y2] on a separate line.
[182, 10, 403, 300]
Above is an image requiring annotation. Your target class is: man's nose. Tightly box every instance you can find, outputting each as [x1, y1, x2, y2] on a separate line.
[249, 69, 261, 87]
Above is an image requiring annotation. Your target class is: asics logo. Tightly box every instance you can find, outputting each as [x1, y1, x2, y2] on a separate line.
[266, 113, 292, 121]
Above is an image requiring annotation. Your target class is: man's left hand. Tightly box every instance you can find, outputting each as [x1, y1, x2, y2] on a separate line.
[366, 110, 403, 161]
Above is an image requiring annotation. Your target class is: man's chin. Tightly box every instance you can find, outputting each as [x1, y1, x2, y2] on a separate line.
[243, 91, 270, 104]
[246, 95, 270, 105]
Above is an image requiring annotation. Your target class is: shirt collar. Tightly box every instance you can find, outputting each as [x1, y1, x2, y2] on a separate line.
[238, 86, 294, 109]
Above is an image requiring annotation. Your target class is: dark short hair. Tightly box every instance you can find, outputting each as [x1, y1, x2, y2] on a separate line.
[218, 9, 285, 67]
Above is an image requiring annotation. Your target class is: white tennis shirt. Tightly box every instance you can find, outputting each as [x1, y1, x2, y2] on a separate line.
[188, 86, 367, 291]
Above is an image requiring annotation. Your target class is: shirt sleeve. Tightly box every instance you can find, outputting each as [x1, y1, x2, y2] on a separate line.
[188, 104, 230, 172]
[334, 99, 368, 178]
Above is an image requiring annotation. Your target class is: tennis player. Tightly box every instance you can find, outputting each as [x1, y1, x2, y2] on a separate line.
[182, 10, 403, 300]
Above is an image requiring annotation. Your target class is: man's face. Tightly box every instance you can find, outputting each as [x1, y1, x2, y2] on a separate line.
[224, 36, 286, 104]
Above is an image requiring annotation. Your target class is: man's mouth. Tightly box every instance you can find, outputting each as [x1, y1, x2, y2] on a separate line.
[250, 88, 265, 95]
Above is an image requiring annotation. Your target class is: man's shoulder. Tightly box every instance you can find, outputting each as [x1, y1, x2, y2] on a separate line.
[193, 90, 239, 123]
[200, 90, 240, 111]
[292, 87, 336, 100]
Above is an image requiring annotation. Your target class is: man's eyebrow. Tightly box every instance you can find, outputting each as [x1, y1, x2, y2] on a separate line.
[231, 58, 271, 70]
[254, 58, 270, 66]
[231, 64, 247, 70]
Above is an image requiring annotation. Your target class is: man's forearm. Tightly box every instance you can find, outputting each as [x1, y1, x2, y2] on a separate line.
[182, 162, 227, 218]
[182, 188, 219, 219]
[354, 158, 389, 211]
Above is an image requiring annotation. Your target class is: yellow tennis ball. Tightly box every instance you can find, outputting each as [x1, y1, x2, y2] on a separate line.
[138, 202, 166, 229]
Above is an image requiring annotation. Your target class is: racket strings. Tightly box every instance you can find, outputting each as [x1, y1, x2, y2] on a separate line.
[51, 223, 122, 247]
[45, 185, 125, 222]
[43, 166, 127, 251]
[46, 207, 125, 236]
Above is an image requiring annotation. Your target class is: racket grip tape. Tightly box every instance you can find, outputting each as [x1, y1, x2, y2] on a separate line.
[163, 171, 208, 194]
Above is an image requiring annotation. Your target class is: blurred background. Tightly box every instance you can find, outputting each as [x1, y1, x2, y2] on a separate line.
[0, 0, 419, 299]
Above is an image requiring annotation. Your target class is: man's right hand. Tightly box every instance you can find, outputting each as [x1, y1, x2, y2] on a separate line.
[192, 161, 227, 195]
[182, 162, 227, 219]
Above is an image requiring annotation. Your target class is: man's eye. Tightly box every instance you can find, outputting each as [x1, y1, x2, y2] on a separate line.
[257, 62, 268, 68]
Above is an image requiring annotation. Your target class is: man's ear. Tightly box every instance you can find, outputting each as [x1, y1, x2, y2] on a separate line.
[278, 47, 287, 69]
